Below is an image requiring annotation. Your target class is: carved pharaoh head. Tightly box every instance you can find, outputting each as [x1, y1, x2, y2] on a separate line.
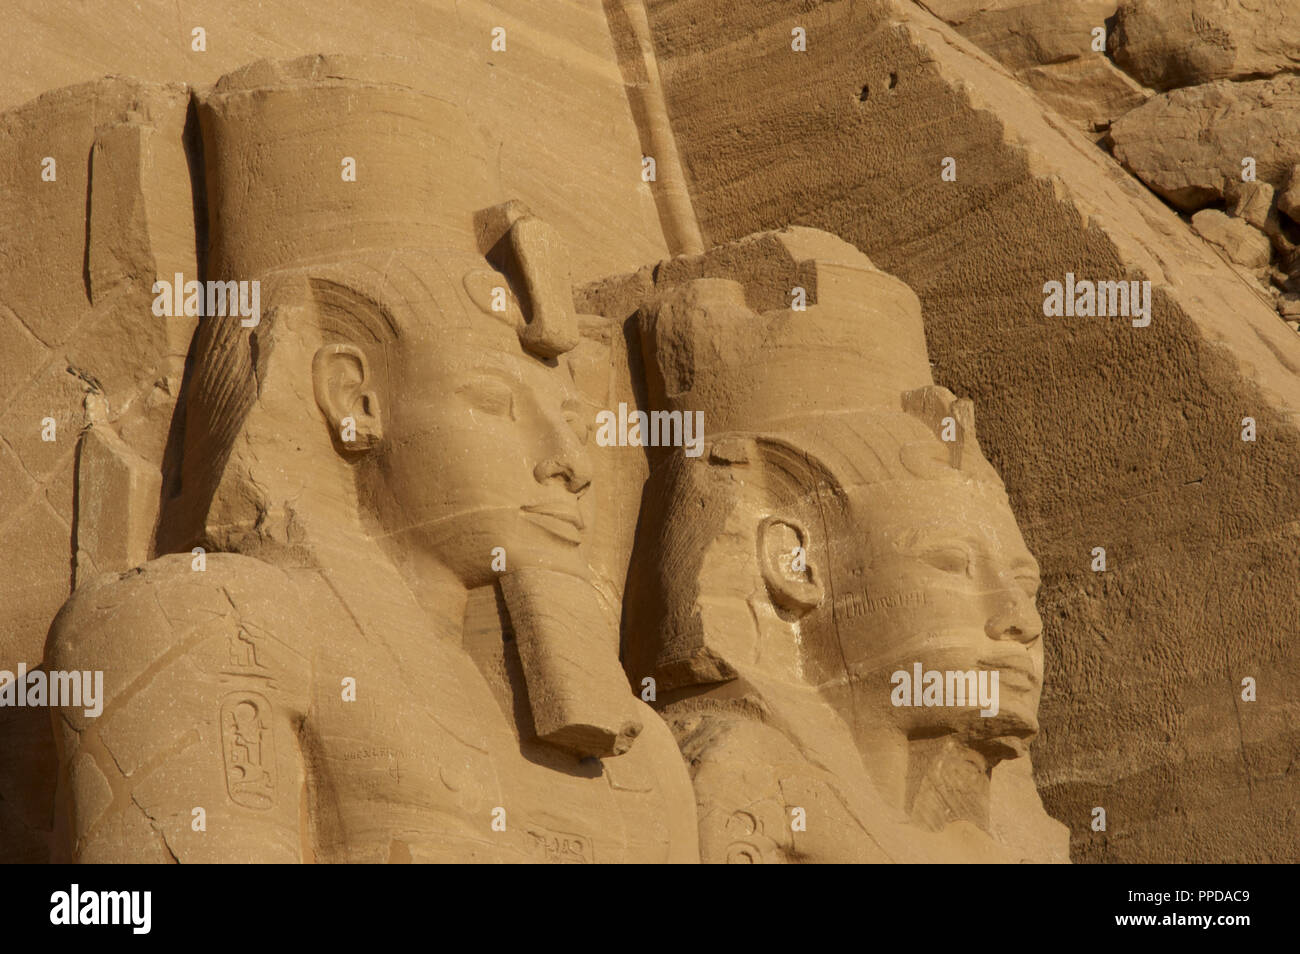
[177, 247, 594, 584]
[162, 56, 594, 584]
[625, 229, 1043, 760]
[156, 56, 637, 758]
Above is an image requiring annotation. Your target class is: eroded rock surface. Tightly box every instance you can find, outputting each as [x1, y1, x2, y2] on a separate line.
[1110, 0, 1300, 91]
[920, 0, 1150, 127]
[1111, 76, 1300, 210]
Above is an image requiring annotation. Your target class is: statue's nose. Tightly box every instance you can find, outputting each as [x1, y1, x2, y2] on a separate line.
[534, 454, 591, 494]
[533, 413, 592, 494]
[985, 586, 1042, 644]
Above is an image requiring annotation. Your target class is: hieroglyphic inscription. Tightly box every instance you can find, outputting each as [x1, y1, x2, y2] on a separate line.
[220, 691, 275, 810]
[527, 826, 593, 863]
[833, 589, 927, 619]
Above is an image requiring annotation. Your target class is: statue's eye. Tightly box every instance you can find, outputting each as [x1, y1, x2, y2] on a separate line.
[1014, 572, 1041, 597]
[564, 407, 590, 444]
[457, 380, 515, 419]
[920, 546, 970, 576]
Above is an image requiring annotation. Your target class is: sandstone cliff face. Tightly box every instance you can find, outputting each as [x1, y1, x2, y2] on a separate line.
[0, 0, 1297, 864]
[910, 1, 1300, 319]
[645, 0, 1300, 862]
[919, 0, 1150, 128]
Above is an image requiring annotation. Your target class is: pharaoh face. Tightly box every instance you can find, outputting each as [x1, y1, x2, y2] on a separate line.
[373, 309, 594, 586]
[826, 474, 1044, 754]
[306, 249, 596, 588]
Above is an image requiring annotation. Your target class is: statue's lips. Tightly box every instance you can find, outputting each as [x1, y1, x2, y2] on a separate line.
[979, 655, 1040, 690]
[520, 501, 584, 544]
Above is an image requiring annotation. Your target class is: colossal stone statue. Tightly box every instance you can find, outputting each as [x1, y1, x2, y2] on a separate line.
[2, 0, 1293, 871]
[37, 56, 1061, 866]
[619, 228, 1069, 862]
[45, 57, 698, 863]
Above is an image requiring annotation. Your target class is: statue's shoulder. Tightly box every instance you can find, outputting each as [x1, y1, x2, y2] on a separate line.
[665, 699, 895, 863]
[46, 553, 313, 862]
[47, 551, 311, 688]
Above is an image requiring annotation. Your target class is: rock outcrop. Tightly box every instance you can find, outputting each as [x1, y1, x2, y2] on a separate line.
[1110, 76, 1300, 211]
[1110, 0, 1300, 91]
[919, 0, 1150, 127]
[1191, 209, 1273, 269]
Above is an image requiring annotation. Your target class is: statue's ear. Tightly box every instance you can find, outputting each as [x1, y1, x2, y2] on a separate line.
[312, 343, 382, 452]
[757, 516, 824, 614]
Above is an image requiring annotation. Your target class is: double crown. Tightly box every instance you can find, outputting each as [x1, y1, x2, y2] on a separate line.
[635, 227, 1001, 486]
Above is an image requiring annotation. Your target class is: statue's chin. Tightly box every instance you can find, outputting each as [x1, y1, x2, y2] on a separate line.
[408, 508, 591, 586]
[962, 708, 1039, 764]
[969, 733, 1032, 764]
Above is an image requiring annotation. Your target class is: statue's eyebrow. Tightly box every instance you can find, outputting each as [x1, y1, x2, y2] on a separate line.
[1010, 554, 1041, 578]
[465, 363, 524, 386]
[897, 527, 981, 553]
[562, 391, 599, 414]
